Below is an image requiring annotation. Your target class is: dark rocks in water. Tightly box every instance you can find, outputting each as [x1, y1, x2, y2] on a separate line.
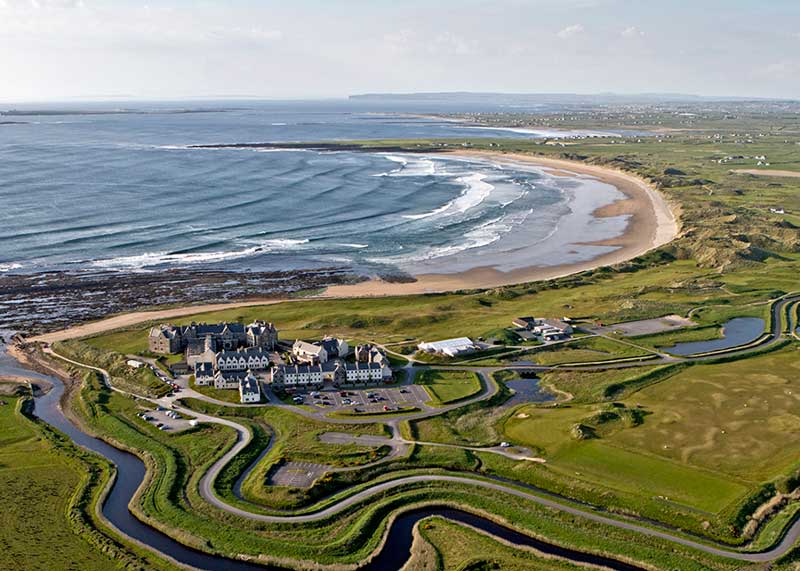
[0, 267, 365, 335]
[188, 141, 443, 154]
[376, 272, 418, 284]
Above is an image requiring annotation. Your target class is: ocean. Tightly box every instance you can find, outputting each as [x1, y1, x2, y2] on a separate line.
[0, 100, 629, 278]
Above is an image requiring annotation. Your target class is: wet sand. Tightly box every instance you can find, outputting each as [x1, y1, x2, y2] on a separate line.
[324, 151, 679, 297]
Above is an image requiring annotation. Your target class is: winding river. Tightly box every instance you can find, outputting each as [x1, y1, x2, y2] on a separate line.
[0, 341, 645, 571]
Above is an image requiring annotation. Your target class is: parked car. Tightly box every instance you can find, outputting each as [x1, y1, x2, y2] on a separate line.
[499, 442, 511, 448]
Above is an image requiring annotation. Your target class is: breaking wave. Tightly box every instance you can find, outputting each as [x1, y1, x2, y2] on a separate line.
[403, 173, 493, 220]
[90, 239, 310, 270]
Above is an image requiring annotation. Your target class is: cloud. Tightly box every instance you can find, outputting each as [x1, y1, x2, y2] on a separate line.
[621, 26, 644, 38]
[432, 32, 475, 55]
[556, 24, 584, 39]
[206, 26, 283, 44]
[760, 60, 797, 79]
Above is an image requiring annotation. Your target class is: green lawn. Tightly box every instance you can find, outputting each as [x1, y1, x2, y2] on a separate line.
[611, 346, 800, 482]
[0, 398, 117, 571]
[191, 378, 243, 403]
[414, 369, 483, 405]
[538, 365, 670, 402]
[502, 347, 800, 514]
[551, 442, 747, 513]
[418, 516, 593, 571]
[532, 336, 654, 365]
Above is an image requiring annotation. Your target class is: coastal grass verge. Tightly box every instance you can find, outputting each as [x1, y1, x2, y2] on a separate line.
[418, 516, 589, 571]
[0, 394, 178, 571]
[54, 339, 169, 398]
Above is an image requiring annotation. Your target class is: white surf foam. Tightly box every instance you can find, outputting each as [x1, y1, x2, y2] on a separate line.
[0, 262, 23, 272]
[90, 238, 310, 269]
[403, 172, 494, 220]
[373, 154, 437, 177]
[371, 208, 531, 266]
[465, 126, 617, 139]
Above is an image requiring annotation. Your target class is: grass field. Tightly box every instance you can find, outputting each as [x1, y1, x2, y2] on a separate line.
[0, 397, 116, 571]
[531, 336, 654, 365]
[190, 377, 242, 403]
[418, 516, 589, 571]
[55, 339, 169, 397]
[502, 347, 800, 515]
[610, 346, 800, 482]
[538, 365, 670, 402]
[626, 324, 723, 349]
[414, 369, 483, 405]
[407, 371, 513, 446]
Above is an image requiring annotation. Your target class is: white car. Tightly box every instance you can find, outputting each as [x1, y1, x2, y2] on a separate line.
[499, 442, 511, 448]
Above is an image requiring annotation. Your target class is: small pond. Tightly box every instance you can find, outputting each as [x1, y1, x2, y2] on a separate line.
[505, 376, 556, 406]
[658, 317, 765, 356]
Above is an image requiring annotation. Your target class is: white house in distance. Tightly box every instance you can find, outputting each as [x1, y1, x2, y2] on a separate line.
[418, 337, 478, 357]
[512, 317, 573, 342]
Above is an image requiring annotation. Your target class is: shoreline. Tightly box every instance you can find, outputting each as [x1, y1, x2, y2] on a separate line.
[323, 151, 679, 297]
[29, 152, 679, 344]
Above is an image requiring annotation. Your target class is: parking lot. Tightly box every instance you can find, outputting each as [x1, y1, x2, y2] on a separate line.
[268, 461, 330, 487]
[588, 315, 694, 337]
[136, 406, 195, 432]
[297, 384, 430, 413]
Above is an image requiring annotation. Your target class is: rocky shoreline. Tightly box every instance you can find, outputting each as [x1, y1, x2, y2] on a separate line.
[0, 267, 364, 335]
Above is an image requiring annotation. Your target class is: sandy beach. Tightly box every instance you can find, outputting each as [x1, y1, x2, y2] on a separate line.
[323, 151, 679, 297]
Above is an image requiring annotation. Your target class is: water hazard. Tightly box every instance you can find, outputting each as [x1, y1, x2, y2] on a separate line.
[659, 317, 765, 356]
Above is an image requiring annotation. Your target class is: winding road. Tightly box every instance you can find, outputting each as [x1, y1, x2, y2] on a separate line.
[16, 292, 800, 569]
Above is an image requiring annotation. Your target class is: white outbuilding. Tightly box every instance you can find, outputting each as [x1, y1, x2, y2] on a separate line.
[418, 337, 477, 357]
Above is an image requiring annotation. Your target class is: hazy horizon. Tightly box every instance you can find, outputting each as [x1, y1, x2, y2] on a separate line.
[1, 0, 799, 101]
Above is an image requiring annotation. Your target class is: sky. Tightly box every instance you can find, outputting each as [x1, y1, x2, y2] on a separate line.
[1, 0, 798, 101]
